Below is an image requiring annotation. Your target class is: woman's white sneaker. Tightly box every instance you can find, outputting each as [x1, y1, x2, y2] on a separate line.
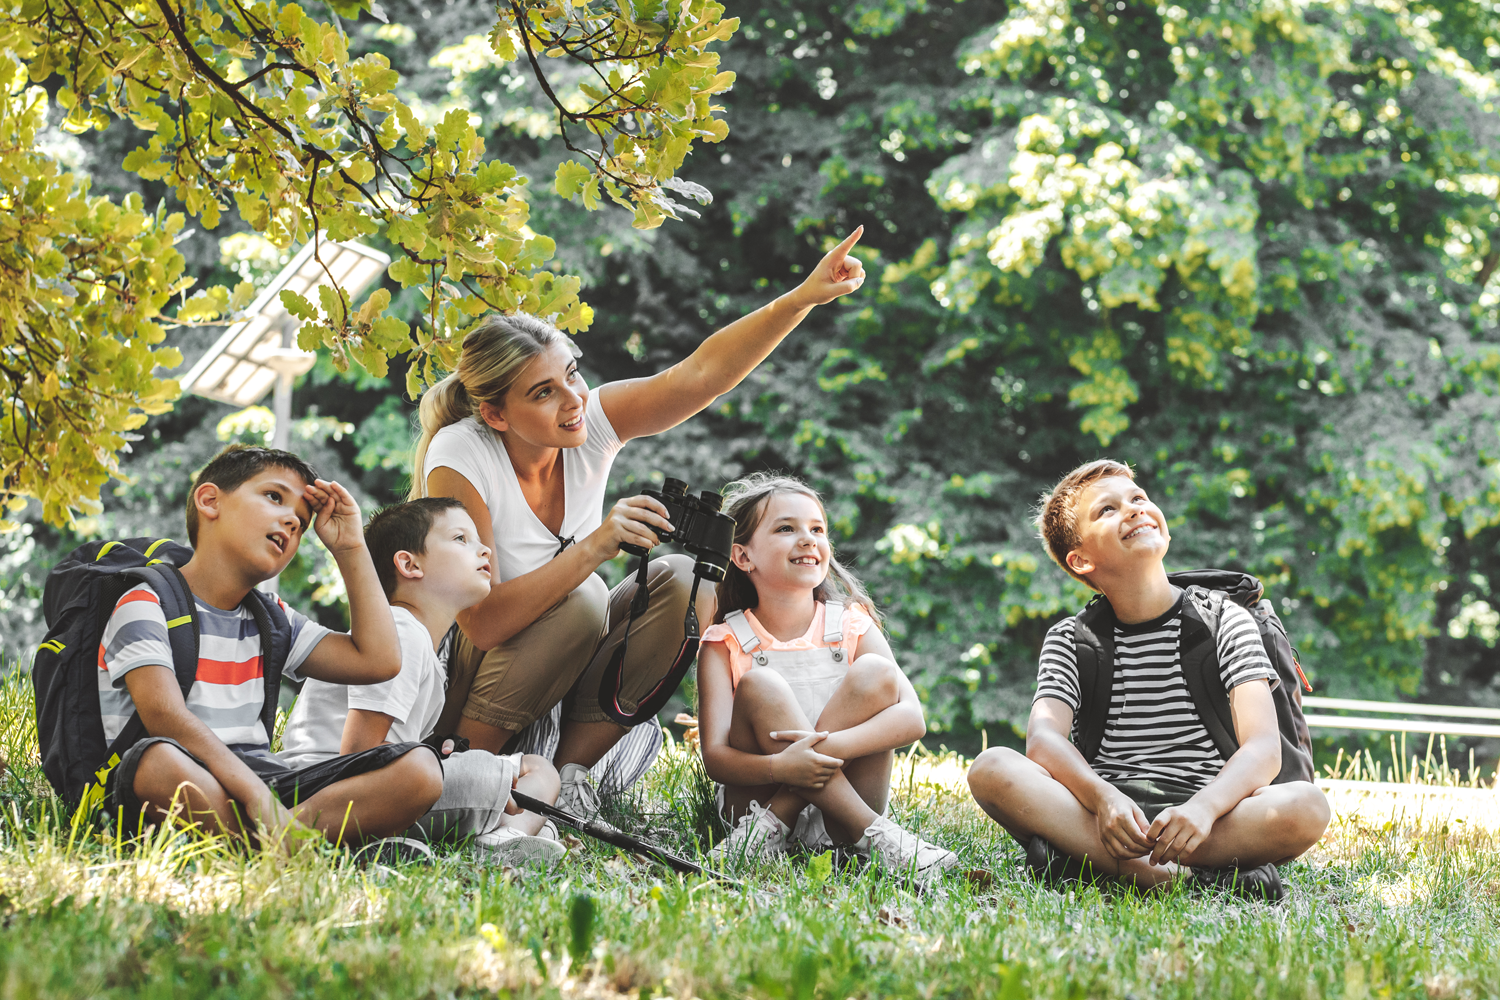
[557, 762, 619, 833]
[856, 815, 958, 884]
[710, 803, 791, 865]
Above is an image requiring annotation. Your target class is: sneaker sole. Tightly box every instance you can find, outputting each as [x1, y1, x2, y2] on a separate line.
[481, 837, 567, 867]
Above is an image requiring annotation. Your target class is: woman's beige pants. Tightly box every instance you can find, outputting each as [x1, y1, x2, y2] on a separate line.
[436, 554, 702, 737]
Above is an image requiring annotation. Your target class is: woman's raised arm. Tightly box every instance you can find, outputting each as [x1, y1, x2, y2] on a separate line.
[598, 228, 865, 443]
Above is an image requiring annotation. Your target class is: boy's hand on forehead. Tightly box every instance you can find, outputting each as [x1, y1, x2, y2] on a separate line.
[304, 479, 365, 555]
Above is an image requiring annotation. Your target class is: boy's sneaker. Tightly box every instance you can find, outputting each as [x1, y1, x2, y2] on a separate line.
[1025, 835, 1093, 889]
[353, 837, 435, 867]
[709, 803, 791, 865]
[476, 825, 566, 868]
[1188, 862, 1284, 903]
[856, 815, 959, 884]
[557, 763, 619, 834]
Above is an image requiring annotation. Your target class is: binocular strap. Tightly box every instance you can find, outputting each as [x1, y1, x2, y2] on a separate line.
[598, 553, 704, 727]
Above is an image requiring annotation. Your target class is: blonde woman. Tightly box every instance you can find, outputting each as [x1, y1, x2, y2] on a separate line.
[412, 230, 865, 819]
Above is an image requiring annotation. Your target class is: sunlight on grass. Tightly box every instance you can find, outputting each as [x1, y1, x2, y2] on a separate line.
[1, 666, 1498, 997]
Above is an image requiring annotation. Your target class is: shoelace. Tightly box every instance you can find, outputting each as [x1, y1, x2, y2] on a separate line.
[561, 775, 602, 816]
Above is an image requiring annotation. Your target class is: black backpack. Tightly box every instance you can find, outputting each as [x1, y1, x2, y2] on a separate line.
[1072, 569, 1315, 785]
[32, 536, 292, 813]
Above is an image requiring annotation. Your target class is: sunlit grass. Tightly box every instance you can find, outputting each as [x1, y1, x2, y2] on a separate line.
[0, 666, 1497, 998]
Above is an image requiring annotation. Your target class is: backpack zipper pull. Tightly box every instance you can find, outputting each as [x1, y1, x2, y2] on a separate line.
[1292, 653, 1312, 693]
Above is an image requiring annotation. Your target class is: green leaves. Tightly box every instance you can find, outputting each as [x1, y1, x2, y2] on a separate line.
[0, 57, 190, 528]
[0, 0, 739, 525]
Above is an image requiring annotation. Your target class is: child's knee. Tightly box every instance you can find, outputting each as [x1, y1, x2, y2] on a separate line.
[736, 667, 794, 703]
[1287, 782, 1331, 844]
[400, 749, 445, 809]
[967, 747, 1028, 799]
[135, 743, 220, 807]
[519, 754, 560, 794]
[846, 654, 901, 704]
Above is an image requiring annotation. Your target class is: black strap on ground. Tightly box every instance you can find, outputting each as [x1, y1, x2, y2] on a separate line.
[510, 789, 736, 884]
[597, 550, 705, 727]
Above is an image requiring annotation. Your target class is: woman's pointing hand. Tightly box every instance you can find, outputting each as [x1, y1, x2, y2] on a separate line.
[791, 227, 866, 307]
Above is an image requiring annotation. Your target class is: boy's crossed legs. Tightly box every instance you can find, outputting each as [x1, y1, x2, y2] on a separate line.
[126, 738, 443, 847]
[968, 747, 1330, 887]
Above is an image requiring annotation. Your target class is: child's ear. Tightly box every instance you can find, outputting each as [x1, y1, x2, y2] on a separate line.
[1065, 548, 1095, 579]
[192, 483, 222, 526]
[730, 542, 754, 572]
[477, 400, 508, 433]
[393, 550, 424, 581]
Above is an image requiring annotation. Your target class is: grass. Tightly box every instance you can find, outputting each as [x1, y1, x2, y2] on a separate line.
[1, 668, 1498, 999]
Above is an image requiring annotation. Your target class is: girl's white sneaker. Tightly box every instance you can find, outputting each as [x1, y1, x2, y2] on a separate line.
[856, 815, 959, 884]
[710, 803, 791, 864]
[791, 806, 834, 853]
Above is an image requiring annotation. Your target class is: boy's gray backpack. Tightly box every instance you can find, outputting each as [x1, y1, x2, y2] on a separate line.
[1072, 569, 1315, 785]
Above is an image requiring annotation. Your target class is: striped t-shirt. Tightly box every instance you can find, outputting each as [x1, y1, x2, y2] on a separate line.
[97, 584, 331, 751]
[1033, 592, 1275, 789]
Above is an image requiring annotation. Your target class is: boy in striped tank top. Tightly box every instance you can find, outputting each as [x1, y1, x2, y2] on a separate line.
[97, 446, 444, 851]
[967, 460, 1329, 900]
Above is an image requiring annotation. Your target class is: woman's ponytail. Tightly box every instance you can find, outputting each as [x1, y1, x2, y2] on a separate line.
[408, 373, 471, 499]
[407, 313, 577, 500]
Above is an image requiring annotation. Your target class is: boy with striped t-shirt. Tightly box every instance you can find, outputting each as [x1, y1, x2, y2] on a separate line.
[96, 445, 444, 851]
[967, 460, 1329, 900]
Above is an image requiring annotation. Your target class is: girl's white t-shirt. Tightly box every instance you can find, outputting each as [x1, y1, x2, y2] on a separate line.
[422, 398, 625, 582]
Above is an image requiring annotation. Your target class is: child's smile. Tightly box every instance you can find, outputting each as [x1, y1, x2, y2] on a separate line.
[1066, 474, 1172, 582]
[732, 493, 832, 591]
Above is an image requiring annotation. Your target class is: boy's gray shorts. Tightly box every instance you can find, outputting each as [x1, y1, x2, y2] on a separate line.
[408, 750, 523, 844]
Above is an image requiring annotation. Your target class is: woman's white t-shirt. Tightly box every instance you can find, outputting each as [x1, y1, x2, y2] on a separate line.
[422, 398, 625, 582]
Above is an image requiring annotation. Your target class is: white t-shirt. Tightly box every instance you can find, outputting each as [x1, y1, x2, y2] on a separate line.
[422, 398, 624, 581]
[278, 607, 448, 767]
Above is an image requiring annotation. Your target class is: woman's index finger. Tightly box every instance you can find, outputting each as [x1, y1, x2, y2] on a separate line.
[828, 225, 864, 261]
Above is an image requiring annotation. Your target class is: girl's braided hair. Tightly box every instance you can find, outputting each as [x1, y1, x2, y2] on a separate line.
[712, 472, 881, 628]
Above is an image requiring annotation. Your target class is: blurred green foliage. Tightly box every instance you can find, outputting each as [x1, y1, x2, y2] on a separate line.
[4, 0, 1500, 757]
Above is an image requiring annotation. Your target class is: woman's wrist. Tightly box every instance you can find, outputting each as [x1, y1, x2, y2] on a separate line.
[776, 285, 821, 315]
[579, 526, 617, 567]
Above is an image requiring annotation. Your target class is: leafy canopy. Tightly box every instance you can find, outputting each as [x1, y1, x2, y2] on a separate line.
[0, 0, 738, 527]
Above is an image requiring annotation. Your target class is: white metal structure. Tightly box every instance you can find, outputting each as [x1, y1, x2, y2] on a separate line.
[178, 238, 391, 449]
[1303, 696, 1500, 739]
[178, 238, 391, 592]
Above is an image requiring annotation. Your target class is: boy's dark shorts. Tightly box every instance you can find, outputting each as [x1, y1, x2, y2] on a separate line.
[104, 736, 438, 825]
[1113, 778, 1201, 823]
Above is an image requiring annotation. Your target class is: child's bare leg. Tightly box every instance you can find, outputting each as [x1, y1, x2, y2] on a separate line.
[131, 742, 246, 839]
[967, 747, 1176, 886]
[809, 655, 903, 841]
[500, 754, 560, 836]
[294, 749, 445, 844]
[1173, 782, 1329, 869]
[726, 670, 877, 834]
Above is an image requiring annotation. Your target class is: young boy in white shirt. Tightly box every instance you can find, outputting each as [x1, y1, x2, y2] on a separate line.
[967, 460, 1330, 900]
[281, 497, 564, 864]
